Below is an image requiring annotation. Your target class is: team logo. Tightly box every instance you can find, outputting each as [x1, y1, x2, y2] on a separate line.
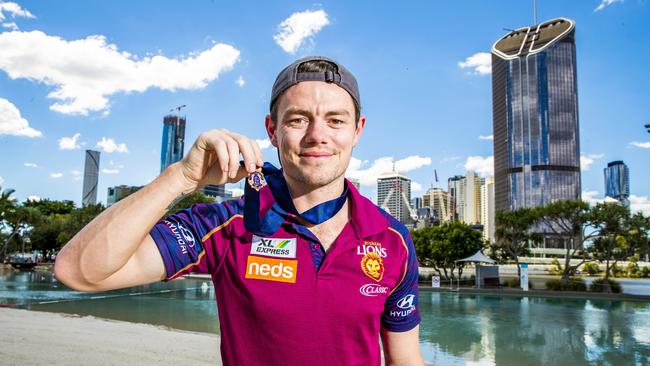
[247, 171, 267, 192]
[359, 283, 389, 297]
[251, 236, 297, 259]
[356, 241, 387, 258]
[245, 256, 297, 283]
[360, 251, 384, 282]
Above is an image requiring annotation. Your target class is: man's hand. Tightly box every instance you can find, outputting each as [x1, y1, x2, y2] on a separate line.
[178, 129, 265, 192]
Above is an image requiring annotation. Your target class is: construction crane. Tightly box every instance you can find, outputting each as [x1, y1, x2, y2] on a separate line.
[380, 180, 418, 222]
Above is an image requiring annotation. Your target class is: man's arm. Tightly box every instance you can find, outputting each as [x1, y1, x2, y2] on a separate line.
[381, 326, 425, 366]
[54, 129, 262, 292]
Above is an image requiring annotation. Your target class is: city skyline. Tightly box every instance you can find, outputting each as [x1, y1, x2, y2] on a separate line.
[0, 1, 648, 216]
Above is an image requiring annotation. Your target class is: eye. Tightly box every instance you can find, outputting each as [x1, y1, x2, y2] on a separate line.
[286, 117, 308, 126]
[329, 119, 345, 126]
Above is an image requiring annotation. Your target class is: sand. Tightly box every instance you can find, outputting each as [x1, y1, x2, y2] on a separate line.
[0, 308, 222, 365]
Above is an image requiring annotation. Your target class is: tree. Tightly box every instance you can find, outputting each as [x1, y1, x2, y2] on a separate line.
[23, 198, 74, 216]
[165, 192, 216, 217]
[494, 208, 539, 278]
[57, 204, 105, 246]
[412, 221, 484, 280]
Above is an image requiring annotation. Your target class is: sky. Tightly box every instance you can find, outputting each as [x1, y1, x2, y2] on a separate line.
[0, 0, 648, 216]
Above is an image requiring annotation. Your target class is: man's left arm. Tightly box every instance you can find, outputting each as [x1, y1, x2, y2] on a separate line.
[381, 326, 425, 366]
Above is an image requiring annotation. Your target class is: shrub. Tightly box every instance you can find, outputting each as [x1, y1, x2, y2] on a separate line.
[589, 278, 622, 293]
[611, 264, 624, 278]
[545, 278, 587, 291]
[626, 255, 641, 278]
[502, 278, 533, 289]
[641, 266, 650, 278]
[547, 258, 563, 275]
[581, 262, 601, 275]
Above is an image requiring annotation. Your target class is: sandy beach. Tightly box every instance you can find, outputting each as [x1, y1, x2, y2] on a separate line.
[0, 308, 222, 365]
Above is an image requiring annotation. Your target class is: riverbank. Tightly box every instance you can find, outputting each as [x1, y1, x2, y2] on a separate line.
[0, 308, 221, 365]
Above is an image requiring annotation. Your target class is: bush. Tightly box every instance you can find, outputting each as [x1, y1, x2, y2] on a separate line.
[581, 262, 601, 275]
[502, 278, 533, 289]
[545, 278, 587, 292]
[589, 278, 622, 293]
[641, 266, 650, 278]
[547, 258, 563, 275]
[611, 264, 624, 278]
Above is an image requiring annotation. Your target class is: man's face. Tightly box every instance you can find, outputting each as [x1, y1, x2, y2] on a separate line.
[266, 81, 365, 189]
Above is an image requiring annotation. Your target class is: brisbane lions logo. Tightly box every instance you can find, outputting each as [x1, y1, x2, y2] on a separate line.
[361, 252, 384, 282]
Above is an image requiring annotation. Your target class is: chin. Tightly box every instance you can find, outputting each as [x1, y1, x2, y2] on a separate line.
[287, 165, 344, 188]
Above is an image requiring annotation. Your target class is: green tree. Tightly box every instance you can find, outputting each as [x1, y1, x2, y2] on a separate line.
[57, 204, 105, 246]
[23, 198, 74, 216]
[165, 192, 216, 217]
[412, 221, 484, 280]
[494, 208, 539, 278]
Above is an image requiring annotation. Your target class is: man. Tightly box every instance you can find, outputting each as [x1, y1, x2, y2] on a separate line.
[55, 56, 424, 366]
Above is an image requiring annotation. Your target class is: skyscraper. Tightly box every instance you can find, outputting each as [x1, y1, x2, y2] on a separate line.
[160, 114, 186, 173]
[447, 175, 464, 221]
[480, 177, 495, 243]
[491, 17, 581, 212]
[82, 150, 100, 206]
[377, 172, 413, 224]
[422, 187, 453, 223]
[604, 160, 630, 206]
[107, 185, 142, 206]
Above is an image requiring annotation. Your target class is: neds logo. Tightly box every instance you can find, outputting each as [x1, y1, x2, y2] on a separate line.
[245, 256, 297, 283]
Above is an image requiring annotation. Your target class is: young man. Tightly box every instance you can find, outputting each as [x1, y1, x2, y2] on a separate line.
[55, 56, 424, 366]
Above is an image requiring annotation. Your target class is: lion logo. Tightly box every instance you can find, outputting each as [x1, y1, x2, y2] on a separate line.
[361, 251, 384, 282]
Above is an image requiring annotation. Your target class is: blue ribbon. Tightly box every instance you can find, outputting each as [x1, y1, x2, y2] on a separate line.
[243, 162, 349, 236]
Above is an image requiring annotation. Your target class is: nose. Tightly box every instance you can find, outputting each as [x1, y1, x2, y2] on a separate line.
[303, 119, 328, 145]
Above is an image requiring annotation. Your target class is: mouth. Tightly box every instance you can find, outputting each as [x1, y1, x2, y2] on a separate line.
[298, 152, 334, 159]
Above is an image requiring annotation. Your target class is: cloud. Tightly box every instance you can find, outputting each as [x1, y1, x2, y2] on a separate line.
[0, 97, 42, 137]
[50, 172, 63, 178]
[580, 153, 604, 171]
[0, 30, 240, 115]
[274, 9, 329, 54]
[71, 170, 81, 181]
[412, 181, 423, 192]
[235, 76, 245, 87]
[629, 141, 650, 149]
[458, 52, 491, 75]
[464, 155, 494, 177]
[23, 162, 37, 168]
[595, 0, 623, 12]
[255, 138, 272, 150]
[96, 137, 128, 153]
[479, 134, 493, 140]
[630, 195, 650, 216]
[346, 155, 432, 186]
[582, 190, 621, 206]
[1, 22, 17, 30]
[441, 156, 461, 163]
[58, 133, 82, 150]
[102, 168, 119, 174]
[0, 2, 34, 19]
[27, 195, 40, 201]
[0, 176, 4, 185]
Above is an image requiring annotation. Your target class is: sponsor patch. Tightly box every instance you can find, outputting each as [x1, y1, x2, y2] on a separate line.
[360, 251, 384, 282]
[164, 220, 197, 254]
[359, 283, 389, 297]
[391, 294, 416, 317]
[251, 236, 297, 258]
[245, 256, 297, 283]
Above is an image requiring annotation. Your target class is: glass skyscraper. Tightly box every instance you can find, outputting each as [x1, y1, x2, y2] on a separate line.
[604, 160, 630, 206]
[491, 17, 581, 212]
[82, 149, 100, 206]
[160, 114, 186, 173]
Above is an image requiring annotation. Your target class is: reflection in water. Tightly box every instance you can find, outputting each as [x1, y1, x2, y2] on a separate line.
[2, 268, 650, 365]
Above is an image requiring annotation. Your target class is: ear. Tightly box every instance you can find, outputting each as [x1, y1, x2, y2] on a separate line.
[352, 115, 366, 147]
[265, 114, 279, 147]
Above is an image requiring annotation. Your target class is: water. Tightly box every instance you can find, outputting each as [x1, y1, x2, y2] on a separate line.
[2, 268, 649, 365]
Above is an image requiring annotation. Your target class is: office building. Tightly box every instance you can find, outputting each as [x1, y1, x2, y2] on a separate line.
[491, 17, 581, 212]
[160, 114, 186, 173]
[201, 184, 225, 199]
[448, 175, 465, 221]
[107, 185, 142, 206]
[480, 176, 495, 243]
[422, 188, 453, 223]
[82, 150, 100, 206]
[377, 172, 413, 224]
[604, 161, 630, 207]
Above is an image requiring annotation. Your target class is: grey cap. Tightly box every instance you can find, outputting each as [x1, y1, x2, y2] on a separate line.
[270, 56, 360, 110]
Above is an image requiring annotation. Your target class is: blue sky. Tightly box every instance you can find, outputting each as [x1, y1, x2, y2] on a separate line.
[0, 0, 648, 215]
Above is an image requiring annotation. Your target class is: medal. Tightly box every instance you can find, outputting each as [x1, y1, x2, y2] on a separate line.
[247, 170, 267, 192]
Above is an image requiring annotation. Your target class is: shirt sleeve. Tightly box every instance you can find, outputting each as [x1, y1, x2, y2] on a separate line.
[149, 201, 237, 282]
[381, 231, 421, 332]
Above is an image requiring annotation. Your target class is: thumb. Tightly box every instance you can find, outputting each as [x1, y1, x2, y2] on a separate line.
[230, 165, 249, 184]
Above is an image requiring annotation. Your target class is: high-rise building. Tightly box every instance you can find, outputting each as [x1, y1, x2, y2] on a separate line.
[201, 184, 225, 199]
[107, 185, 142, 206]
[448, 175, 464, 221]
[604, 161, 630, 206]
[480, 177, 495, 243]
[82, 150, 100, 206]
[463, 171, 484, 225]
[160, 114, 186, 173]
[422, 188, 453, 223]
[411, 197, 422, 211]
[491, 17, 581, 212]
[377, 172, 412, 224]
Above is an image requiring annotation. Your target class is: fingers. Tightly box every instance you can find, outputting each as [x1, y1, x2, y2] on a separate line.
[195, 129, 264, 182]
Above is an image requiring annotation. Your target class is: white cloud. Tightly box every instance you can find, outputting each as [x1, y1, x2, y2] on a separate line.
[0, 2, 35, 20]
[27, 195, 40, 202]
[96, 137, 128, 153]
[479, 134, 493, 140]
[580, 153, 604, 171]
[595, 0, 623, 12]
[630, 141, 650, 149]
[0, 97, 41, 137]
[235, 76, 245, 87]
[255, 138, 272, 150]
[464, 155, 494, 177]
[23, 162, 37, 168]
[630, 195, 650, 217]
[274, 9, 329, 54]
[582, 190, 620, 206]
[50, 172, 63, 178]
[458, 52, 492, 75]
[0, 30, 240, 115]
[346, 155, 432, 186]
[102, 168, 119, 174]
[2, 22, 17, 30]
[58, 133, 82, 150]
[0, 176, 4, 185]
[412, 181, 423, 192]
[441, 156, 461, 163]
[71, 170, 81, 181]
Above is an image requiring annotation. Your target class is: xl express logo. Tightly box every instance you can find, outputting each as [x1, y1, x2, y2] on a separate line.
[251, 236, 296, 259]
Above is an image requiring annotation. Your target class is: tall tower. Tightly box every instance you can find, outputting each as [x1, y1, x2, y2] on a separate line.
[491, 18, 581, 212]
[377, 172, 412, 224]
[604, 161, 630, 207]
[82, 149, 100, 206]
[160, 114, 186, 173]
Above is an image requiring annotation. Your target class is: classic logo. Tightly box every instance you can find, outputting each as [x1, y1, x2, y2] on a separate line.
[391, 294, 416, 317]
[245, 256, 297, 283]
[356, 241, 387, 258]
[359, 283, 389, 297]
[251, 236, 297, 258]
[360, 251, 384, 282]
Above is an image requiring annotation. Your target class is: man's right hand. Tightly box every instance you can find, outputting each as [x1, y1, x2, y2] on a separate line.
[178, 129, 265, 192]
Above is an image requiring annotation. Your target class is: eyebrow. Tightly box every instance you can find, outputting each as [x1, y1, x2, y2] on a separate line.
[282, 108, 351, 118]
